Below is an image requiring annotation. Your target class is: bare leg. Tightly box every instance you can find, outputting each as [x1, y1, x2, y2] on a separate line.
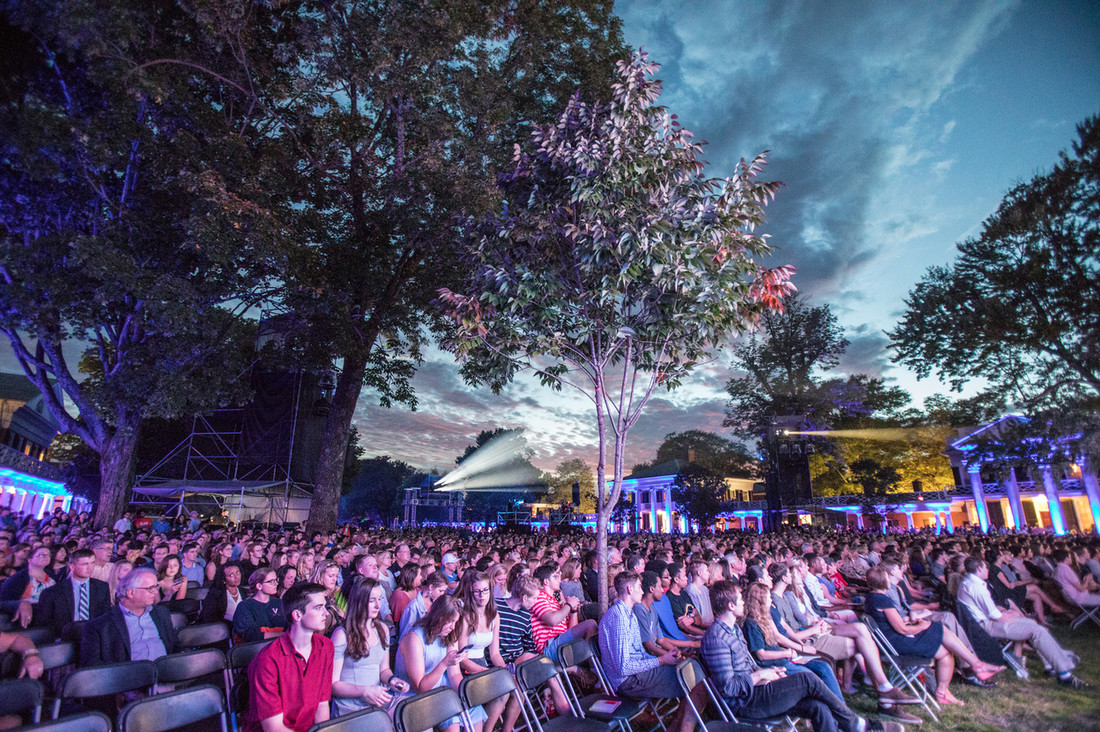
[832, 622, 890, 688]
[933, 646, 959, 700]
[483, 696, 505, 732]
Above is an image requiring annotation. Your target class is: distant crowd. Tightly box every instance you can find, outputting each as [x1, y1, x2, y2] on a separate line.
[1, 505, 1099, 732]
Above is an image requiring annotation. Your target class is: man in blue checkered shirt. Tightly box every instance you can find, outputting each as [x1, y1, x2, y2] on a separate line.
[598, 571, 705, 732]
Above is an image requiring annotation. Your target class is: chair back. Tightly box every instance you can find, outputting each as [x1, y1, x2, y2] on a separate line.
[15, 627, 57, 645]
[394, 687, 468, 732]
[186, 586, 210, 602]
[118, 683, 227, 732]
[226, 638, 273, 671]
[460, 667, 518, 708]
[0, 677, 44, 724]
[558, 637, 612, 693]
[177, 621, 230, 649]
[57, 659, 157, 700]
[38, 641, 76, 672]
[308, 707, 394, 732]
[170, 612, 189, 630]
[19, 711, 112, 732]
[515, 655, 559, 690]
[155, 648, 227, 684]
[860, 614, 901, 657]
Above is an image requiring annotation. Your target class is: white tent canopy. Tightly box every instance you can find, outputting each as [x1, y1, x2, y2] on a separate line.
[131, 480, 312, 525]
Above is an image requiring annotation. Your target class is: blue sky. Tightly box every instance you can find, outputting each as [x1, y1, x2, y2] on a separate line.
[347, 0, 1099, 474]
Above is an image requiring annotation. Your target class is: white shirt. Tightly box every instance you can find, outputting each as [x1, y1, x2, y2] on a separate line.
[114, 518, 132, 533]
[957, 573, 1002, 623]
[224, 588, 243, 621]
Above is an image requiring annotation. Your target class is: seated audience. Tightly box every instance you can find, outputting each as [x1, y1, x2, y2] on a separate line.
[81, 567, 179, 666]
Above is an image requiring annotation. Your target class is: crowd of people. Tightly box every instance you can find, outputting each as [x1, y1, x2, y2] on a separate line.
[1, 503, 1099, 732]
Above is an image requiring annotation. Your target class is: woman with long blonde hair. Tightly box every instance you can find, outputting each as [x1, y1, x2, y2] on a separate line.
[309, 559, 346, 635]
[107, 561, 133, 606]
[743, 582, 844, 699]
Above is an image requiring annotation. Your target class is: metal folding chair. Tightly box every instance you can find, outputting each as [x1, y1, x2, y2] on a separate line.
[177, 621, 231, 650]
[674, 658, 787, 732]
[860, 615, 939, 722]
[557, 637, 650, 732]
[52, 659, 157, 719]
[155, 648, 227, 691]
[17, 711, 112, 732]
[512, 658, 614, 732]
[118, 683, 228, 732]
[0, 677, 44, 725]
[393, 687, 474, 732]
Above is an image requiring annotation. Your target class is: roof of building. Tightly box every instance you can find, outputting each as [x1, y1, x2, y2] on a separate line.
[0, 372, 46, 403]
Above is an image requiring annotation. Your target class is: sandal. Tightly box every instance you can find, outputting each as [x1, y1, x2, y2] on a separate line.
[935, 690, 966, 706]
[975, 662, 1005, 681]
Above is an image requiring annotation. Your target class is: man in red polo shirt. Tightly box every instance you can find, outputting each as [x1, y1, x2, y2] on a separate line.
[245, 582, 333, 732]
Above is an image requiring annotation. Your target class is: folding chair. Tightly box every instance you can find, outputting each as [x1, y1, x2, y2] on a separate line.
[155, 648, 227, 691]
[170, 612, 189, 631]
[38, 641, 77, 673]
[14, 627, 58, 646]
[674, 659, 786, 732]
[860, 616, 939, 722]
[225, 638, 273, 725]
[461, 666, 612, 732]
[309, 707, 394, 732]
[52, 659, 157, 719]
[119, 683, 228, 732]
[177, 621, 231, 650]
[17, 711, 112, 732]
[0, 677, 44, 725]
[514, 656, 614, 732]
[557, 637, 649, 732]
[393, 687, 474, 732]
[187, 586, 211, 602]
[1062, 595, 1100, 631]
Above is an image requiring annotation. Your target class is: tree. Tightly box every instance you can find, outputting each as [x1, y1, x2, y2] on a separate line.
[255, 1, 625, 532]
[545, 458, 597, 513]
[671, 465, 727, 533]
[889, 116, 1100, 462]
[652, 429, 758, 478]
[340, 455, 415, 526]
[0, 3, 286, 527]
[724, 295, 849, 440]
[439, 52, 795, 610]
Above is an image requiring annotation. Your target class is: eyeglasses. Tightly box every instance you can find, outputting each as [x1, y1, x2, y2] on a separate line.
[473, 588, 492, 596]
[135, 585, 160, 592]
[262, 578, 279, 585]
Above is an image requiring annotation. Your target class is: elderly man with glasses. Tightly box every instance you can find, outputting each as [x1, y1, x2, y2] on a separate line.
[80, 567, 179, 666]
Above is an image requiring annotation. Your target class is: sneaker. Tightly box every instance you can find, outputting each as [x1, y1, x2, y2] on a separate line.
[867, 721, 904, 732]
[1059, 674, 1092, 689]
[879, 686, 921, 704]
[878, 705, 923, 725]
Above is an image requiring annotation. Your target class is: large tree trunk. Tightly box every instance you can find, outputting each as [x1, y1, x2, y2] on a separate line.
[93, 420, 139, 530]
[306, 349, 369, 532]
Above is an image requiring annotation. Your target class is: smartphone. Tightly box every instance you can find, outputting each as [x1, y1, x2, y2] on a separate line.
[459, 643, 474, 653]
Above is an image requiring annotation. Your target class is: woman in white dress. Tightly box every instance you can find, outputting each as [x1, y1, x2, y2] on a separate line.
[460, 571, 507, 732]
[331, 577, 410, 718]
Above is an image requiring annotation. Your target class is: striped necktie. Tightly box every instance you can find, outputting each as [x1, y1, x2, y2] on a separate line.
[77, 580, 89, 621]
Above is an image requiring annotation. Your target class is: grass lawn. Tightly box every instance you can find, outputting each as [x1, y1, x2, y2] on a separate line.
[845, 621, 1100, 731]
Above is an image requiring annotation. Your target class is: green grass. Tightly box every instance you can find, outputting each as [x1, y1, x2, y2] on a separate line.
[845, 621, 1100, 731]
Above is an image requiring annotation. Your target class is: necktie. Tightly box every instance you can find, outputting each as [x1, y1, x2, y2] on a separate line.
[77, 581, 89, 621]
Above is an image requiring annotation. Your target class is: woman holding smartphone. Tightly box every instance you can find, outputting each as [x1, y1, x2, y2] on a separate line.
[157, 554, 188, 603]
[460, 572, 506, 732]
[331, 577, 410, 718]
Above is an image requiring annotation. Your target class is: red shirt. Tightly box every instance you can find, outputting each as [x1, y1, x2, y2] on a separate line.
[530, 591, 569, 651]
[244, 632, 333, 732]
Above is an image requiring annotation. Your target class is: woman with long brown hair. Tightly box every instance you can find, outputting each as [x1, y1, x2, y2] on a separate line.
[331, 577, 410, 718]
[395, 595, 486, 732]
[309, 559, 346, 635]
[459, 572, 506, 732]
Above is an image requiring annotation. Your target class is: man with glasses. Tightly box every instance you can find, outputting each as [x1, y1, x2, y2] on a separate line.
[90, 538, 115, 582]
[80, 567, 178, 666]
[234, 567, 287, 643]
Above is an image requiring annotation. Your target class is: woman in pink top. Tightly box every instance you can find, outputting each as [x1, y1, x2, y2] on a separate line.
[1053, 549, 1100, 607]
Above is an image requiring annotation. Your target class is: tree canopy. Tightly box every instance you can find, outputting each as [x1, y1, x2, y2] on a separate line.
[889, 116, 1100, 423]
[439, 51, 794, 609]
[0, 2, 286, 527]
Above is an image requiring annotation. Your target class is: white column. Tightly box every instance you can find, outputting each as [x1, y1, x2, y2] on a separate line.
[1005, 471, 1024, 530]
[933, 511, 942, 534]
[967, 463, 990, 532]
[855, 512, 864, 530]
[943, 510, 955, 534]
[905, 512, 914, 530]
[1079, 461, 1100, 536]
[1039, 465, 1067, 535]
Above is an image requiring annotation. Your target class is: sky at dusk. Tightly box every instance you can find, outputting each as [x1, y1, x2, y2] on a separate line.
[3, 2, 1096, 479]
[350, 0, 1100, 476]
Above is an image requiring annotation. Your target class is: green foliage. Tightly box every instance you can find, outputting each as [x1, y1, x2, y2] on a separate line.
[889, 116, 1100, 463]
[0, 1, 288, 527]
[671, 464, 727, 533]
[652, 429, 759, 478]
[439, 50, 793, 608]
[340, 455, 416, 525]
[545, 458, 597, 513]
